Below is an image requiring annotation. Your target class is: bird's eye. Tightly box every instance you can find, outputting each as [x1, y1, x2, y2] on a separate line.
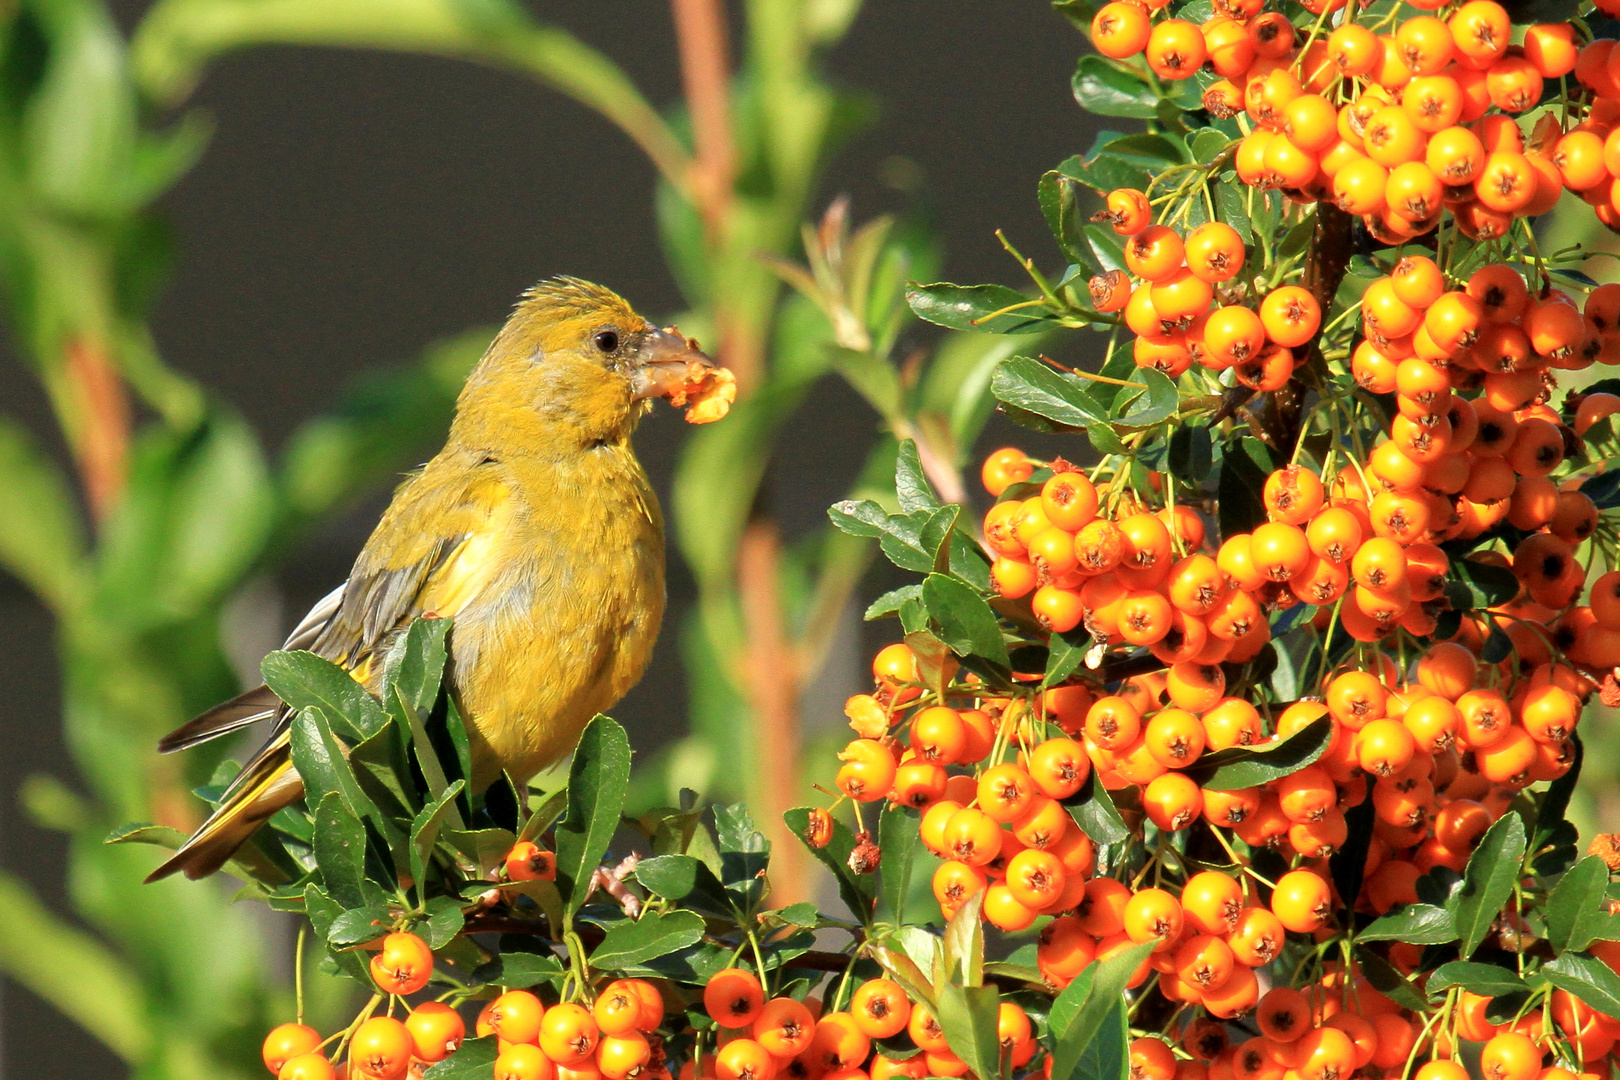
[593, 330, 620, 354]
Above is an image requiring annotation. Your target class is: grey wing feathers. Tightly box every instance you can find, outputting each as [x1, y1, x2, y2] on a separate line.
[157, 685, 282, 753]
[284, 582, 347, 652]
[308, 535, 463, 661]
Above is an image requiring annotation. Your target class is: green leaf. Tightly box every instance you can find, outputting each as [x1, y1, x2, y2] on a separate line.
[923, 574, 1010, 668]
[474, 952, 564, 991]
[867, 585, 924, 621]
[554, 716, 633, 920]
[942, 890, 985, 986]
[1070, 131, 1187, 194]
[1426, 961, 1527, 1001]
[1167, 425, 1213, 481]
[1049, 941, 1155, 1080]
[1535, 735, 1583, 852]
[934, 981, 1002, 1080]
[1039, 170, 1091, 267]
[1185, 717, 1333, 791]
[1456, 811, 1527, 959]
[908, 283, 1056, 335]
[1548, 856, 1620, 953]
[313, 792, 369, 911]
[992, 356, 1108, 430]
[1071, 56, 1156, 118]
[410, 780, 467, 896]
[828, 501, 961, 576]
[1044, 629, 1091, 689]
[289, 710, 387, 841]
[785, 807, 874, 924]
[327, 905, 391, 946]
[263, 650, 389, 743]
[589, 910, 706, 971]
[1084, 224, 1127, 274]
[715, 802, 770, 914]
[633, 854, 733, 916]
[390, 616, 452, 720]
[1111, 368, 1178, 428]
[877, 807, 924, 927]
[423, 1035, 499, 1078]
[896, 440, 942, 513]
[423, 896, 465, 949]
[0, 419, 86, 612]
[1358, 903, 1458, 945]
[1541, 951, 1620, 1017]
[1064, 770, 1129, 845]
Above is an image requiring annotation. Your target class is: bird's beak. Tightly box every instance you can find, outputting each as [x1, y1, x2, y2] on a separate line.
[629, 326, 716, 401]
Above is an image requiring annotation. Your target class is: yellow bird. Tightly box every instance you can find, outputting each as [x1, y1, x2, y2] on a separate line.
[147, 278, 729, 882]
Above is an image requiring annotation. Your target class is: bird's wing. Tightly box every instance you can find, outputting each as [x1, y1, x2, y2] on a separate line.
[157, 584, 351, 754]
[148, 465, 514, 882]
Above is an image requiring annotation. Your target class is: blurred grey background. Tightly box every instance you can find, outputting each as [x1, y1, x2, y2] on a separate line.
[0, 2, 1103, 1073]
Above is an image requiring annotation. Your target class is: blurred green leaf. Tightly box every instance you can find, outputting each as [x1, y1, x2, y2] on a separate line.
[0, 418, 86, 611]
[0, 870, 150, 1062]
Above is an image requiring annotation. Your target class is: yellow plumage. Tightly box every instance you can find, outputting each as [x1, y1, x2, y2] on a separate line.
[148, 278, 717, 881]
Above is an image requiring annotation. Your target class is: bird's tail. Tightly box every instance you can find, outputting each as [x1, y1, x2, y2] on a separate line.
[145, 742, 303, 882]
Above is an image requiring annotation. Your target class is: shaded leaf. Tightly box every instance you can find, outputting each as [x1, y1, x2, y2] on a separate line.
[1168, 424, 1213, 481]
[785, 808, 874, 924]
[1063, 770, 1129, 844]
[1071, 56, 1156, 118]
[1185, 717, 1333, 791]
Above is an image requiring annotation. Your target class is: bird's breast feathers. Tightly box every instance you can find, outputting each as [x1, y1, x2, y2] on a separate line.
[422, 444, 665, 784]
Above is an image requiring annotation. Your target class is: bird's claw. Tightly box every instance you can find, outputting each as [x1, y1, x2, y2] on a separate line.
[588, 854, 642, 917]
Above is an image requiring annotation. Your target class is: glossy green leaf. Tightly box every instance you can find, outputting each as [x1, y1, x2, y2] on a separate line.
[1044, 628, 1091, 688]
[326, 905, 390, 946]
[423, 1035, 499, 1078]
[1426, 961, 1527, 1000]
[1049, 940, 1155, 1080]
[715, 802, 770, 914]
[589, 910, 706, 971]
[934, 980, 1001, 1080]
[263, 650, 388, 743]
[1353, 947, 1428, 1012]
[474, 951, 564, 990]
[1039, 170, 1090, 267]
[1451, 558, 1521, 610]
[908, 283, 1055, 334]
[1063, 770, 1129, 845]
[877, 807, 924, 927]
[942, 890, 985, 987]
[1185, 717, 1333, 791]
[312, 792, 368, 911]
[992, 356, 1109, 430]
[410, 780, 466, 893]
[1070, 131, 1186, 194]
[895, 439, 942, 513]
[555, 716, 633, 920]
[423, 896, 464, 949]
[1111, 369, 1178, 428]
[1548, 856, 1620, 953]
[390, 616, 452, 720]
[1071, 56, 1156, 118]
[923, 573, 1010, 668]
[1456, 811, 1526, 959]
[1541, 952, 1620, 1017]
[1358, 903, 1458, 945]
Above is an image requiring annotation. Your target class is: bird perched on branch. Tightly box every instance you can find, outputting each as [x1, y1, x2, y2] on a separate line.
[147, 277, 733, 882]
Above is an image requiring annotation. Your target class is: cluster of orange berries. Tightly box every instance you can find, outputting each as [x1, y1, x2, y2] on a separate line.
[258, 932, 465, 1079]
[1086, 0, 1615, 243]
[1087, 200, 1319, 390]
[693, 967, 1037, 1080]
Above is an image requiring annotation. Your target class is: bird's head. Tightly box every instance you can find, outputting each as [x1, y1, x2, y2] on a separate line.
[453, 277, 720, 450]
